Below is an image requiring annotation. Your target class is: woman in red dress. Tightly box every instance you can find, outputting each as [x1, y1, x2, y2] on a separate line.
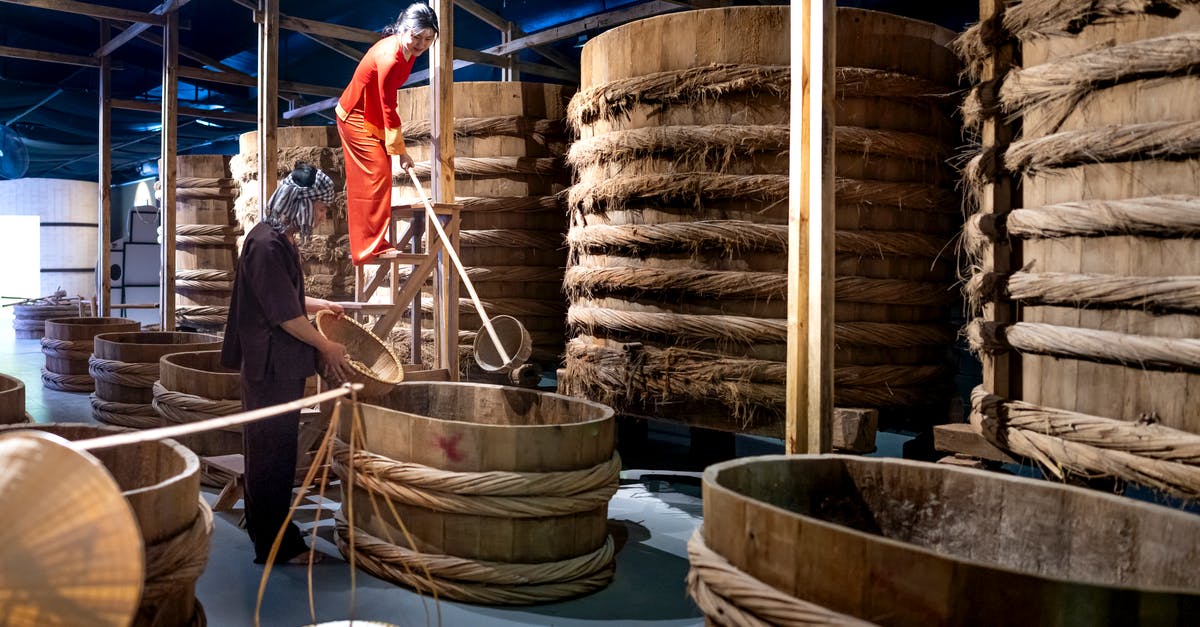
[337, 3, 438, 264]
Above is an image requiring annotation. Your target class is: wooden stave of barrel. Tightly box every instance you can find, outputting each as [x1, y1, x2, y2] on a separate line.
[153, 350, 242, 459]
[0, 373, 30, 424]
[957, 4, 1200, 496]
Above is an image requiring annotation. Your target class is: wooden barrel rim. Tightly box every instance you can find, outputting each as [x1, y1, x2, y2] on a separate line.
[95, 331, 223, 352]
[380, 381, 614, 430]
[704, 455, 1200, 597]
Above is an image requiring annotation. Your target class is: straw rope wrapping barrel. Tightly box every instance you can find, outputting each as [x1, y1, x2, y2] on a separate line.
[331, 441, 620, 604]
[955, 0, 1200, 496]
[152, 382, 242, 426]
[40, 337, 96, 391]
[90, 356, 165, 429]
[139, 499, 213, 627]
[687, 529, 873, 627]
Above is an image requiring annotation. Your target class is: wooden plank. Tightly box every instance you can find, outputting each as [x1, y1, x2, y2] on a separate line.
[232, 0, 380, 44]
[454, 0, 508, 31]
[486, 1, 682, 55]
[160, 10, 178, 331]
[832, 408, 877, 454]
[0, 0, 166, 24]
[370, 238, 445, 337]
[257, 0, 280, 219]
[300, 32, 364, 61]
[111, 98, 256, 123]
[933, 423, 1018, 464]
[432, 0, 458, 378]
[97, 20, 111, 317]
[176, 65, 342, 98]
[979, 0, 1019, 402]
[452, 46, 574, 81]
[786, 0, 834, 454]
[0, 43, 100, 67]
[94, 0, 192, 58]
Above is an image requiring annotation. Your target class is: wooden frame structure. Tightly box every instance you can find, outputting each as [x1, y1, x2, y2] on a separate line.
[785, 0, 835, 454]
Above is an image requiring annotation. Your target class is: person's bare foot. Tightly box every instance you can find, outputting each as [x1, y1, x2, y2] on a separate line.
[282, 550, 324, 565]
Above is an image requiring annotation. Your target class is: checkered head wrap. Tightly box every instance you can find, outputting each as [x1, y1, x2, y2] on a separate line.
[264, 164, 336, 242]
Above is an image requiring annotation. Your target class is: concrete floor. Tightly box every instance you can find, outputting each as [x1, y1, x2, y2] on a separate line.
[0, 316, 706, 627]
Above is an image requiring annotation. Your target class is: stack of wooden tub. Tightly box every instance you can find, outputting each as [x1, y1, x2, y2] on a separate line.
[0, 423, 211, 626]
[332, 381, 619, 604]
[90, 332, 222, 430]
[174, 155, 240, 333]
[956, 0, 1200, 496]
[41, 317, 139, 392]
[12, 302, 85, 339]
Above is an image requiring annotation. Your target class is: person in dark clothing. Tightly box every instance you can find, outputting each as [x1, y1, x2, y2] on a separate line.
[220, 162, 354, 564]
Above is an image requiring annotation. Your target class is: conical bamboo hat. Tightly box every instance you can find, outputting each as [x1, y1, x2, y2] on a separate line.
[0, 431, 144, 626]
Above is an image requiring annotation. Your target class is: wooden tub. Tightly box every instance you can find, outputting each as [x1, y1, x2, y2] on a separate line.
[335, 381, 619, 604]
[154, 350, 242, 458]
[90, 331, 222, 429]
[0, 374, 30, 424]
[692, 455, 1200, 626]
[0, 423, 210, 627]
[42, 317, 140, 392]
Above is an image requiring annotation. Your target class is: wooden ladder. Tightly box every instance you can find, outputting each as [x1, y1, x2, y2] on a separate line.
[347, 200, 463, 375]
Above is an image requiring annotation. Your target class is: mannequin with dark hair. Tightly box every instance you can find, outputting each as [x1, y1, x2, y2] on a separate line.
[337, 2, 438, 264]
[221, 163, 354, 564]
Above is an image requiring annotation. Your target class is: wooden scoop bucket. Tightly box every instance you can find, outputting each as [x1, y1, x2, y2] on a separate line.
[403, 166, 531, 374]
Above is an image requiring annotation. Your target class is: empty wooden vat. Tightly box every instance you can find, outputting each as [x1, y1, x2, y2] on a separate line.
[41, 317, 140, 392]
[90, 332, 222, 429]
[12, 303, 83, 339]
[334, 381, 618, 604]
[0, 423, 210, 627]
[691, 455, 1200, 626]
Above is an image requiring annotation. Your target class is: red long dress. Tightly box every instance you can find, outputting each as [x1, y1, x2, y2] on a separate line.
[336, 35, 418, 264]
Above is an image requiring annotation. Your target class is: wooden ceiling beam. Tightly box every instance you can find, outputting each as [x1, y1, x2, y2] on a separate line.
[94, 0, 192, 58]
[112, 98, 256, 123]
[486, 0, 681, 55]
[453, 47, 575, 81]
[0, 0, 167, 25]
[0, 43, 101, 67]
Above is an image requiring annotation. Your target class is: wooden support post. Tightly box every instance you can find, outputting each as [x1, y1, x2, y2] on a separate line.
[979, 0, 1019, 403]
[159, 10, 178, 330]
[97, 21, 112, 317]
[257, 0, 280, 217]
[785, 0, 834, 454]
[431, 0, 458, 378]
[502, 23, 519, 81]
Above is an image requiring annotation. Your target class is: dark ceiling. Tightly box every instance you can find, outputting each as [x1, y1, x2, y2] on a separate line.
[0, 0, 977, 185]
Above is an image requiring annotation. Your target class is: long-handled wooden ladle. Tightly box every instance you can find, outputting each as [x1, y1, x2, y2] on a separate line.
[402, 165, 527, 372]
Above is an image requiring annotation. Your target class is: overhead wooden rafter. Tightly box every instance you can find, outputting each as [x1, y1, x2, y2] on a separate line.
[112, 98, 256, 123]
[0, 0, 166, 24]
[94, 0, 192, 57]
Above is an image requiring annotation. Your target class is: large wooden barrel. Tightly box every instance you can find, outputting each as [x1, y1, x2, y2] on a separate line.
[231, 126, 351, 300]
[12, 302, 84, 339]
[334, 381, 618, 604]
[391, 82, 573, 369]
[175, 155, 240, 332]
[561, 6, 962, 436]
[90, 332, 222, 430]
[0, 374, 30, 424]
[958, 3, 1200, 496]
[0, 423, 210, 627]
[41, 317, 140, 392]
[691, 455, 1200, 625]
[153, 350, 242, 459]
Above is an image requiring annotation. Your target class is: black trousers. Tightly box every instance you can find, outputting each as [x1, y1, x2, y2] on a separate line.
[241, 376, 308, 563]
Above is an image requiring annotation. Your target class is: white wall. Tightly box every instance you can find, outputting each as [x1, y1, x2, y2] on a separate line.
[0, 178, 100, 299]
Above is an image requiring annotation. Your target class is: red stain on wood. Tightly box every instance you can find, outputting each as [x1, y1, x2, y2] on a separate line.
[437, 434, 464, 462]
